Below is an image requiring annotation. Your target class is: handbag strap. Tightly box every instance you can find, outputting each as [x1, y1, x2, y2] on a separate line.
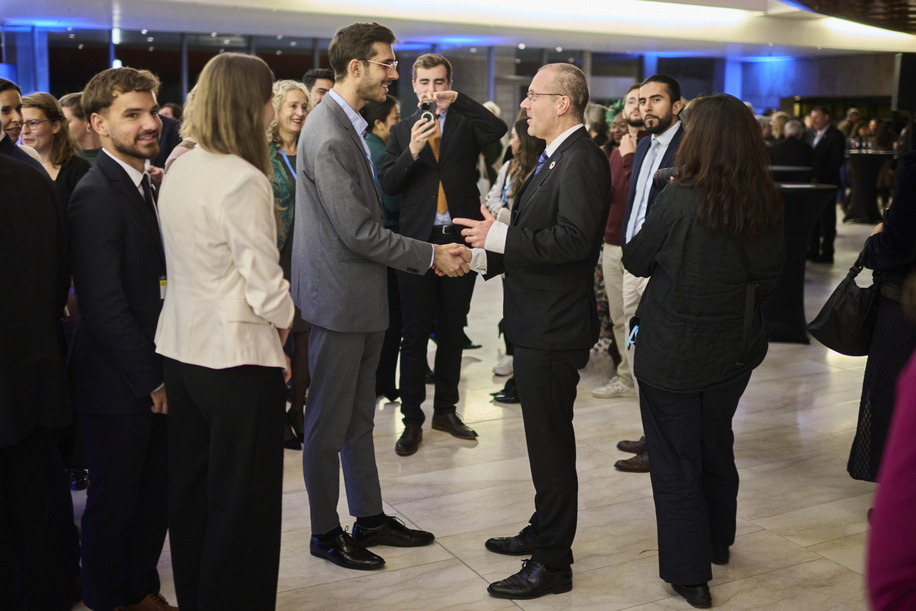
[734, 240, 760, 367]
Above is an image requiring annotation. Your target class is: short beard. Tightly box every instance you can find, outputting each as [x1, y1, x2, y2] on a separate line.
[626, 116, 644, 128]
[645, 113, 673, 135]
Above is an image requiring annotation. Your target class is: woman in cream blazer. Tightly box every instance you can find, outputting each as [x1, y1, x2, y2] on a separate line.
[154, 53, 294, 610]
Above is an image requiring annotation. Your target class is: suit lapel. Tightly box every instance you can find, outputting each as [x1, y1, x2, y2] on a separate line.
[98, 153, 164, 264]
[513, 127, 588, 220]
[326, 96, 383, 205]
[439, 108, 457, 157]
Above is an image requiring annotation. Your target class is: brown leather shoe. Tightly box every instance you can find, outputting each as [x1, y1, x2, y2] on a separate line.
[616, 436, 646, 454]
[615, 450, 649, 473]
[431, 413, 478, 439]
[395, 425, 422, 456]
[117, 593, 178, 610]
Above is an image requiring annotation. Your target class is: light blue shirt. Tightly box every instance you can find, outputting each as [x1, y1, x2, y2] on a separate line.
[625, 121, 682, 243]
[327, 88, 372, 161]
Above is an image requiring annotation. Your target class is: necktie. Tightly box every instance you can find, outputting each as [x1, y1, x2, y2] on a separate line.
[428, 122, 448, 214]
[535, 151, 549, 175]
[627, 139, 661, 241]
[141, 174, 159, 222]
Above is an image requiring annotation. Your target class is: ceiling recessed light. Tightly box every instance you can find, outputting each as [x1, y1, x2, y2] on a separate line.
[518, 43, 526, 50]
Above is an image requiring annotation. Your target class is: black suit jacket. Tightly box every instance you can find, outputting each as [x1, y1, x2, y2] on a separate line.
[769, 137, 814, 168]
[0, 132, 48, 176]
[804, 125, 845, 187]
[381, 92, 506, 240]
[621, 122, 684, 246]
[67, 151, 166, 415]
[0, 154, 70, 447]
[487, 127, 611, 351]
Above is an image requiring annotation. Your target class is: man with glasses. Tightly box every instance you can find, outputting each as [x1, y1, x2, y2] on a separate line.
[381, 53, 506, 456]
[292, 22, 469, 572]
[454, 63, 610, 599]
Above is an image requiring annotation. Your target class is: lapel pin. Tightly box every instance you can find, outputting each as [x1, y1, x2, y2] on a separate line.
[549, 161, 556, 170]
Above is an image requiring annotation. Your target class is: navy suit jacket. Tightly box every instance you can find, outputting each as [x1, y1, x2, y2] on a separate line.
[67, 152, 166, 415]
[381, 92, 506, 240]
[621, 123, 684, 246]
[486, 127, 611, 351]
[0, 133, 49, 177]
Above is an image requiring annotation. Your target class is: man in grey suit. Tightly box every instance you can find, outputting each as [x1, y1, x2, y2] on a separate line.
[291, 21, 470, 571]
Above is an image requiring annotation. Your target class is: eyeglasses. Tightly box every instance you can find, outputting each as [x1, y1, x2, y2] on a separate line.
[361, 58, 399, 72]
[22, 119, 50, 130]
[526, 91, 564, 102]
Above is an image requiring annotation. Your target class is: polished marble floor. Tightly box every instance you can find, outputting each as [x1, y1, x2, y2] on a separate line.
[73, 212, 879, 610]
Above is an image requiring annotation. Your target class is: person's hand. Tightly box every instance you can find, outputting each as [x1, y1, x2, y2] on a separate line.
[871, 222, 884, 236]
[408, 117, 439, 158]
[453, 205, 496, 249]
[150, 385, 168, 414]
[148, 166, 164, 183]
[283, 354, 292, 384]
[418, 90, 458, 112]
[618, 133, 637, 156]
[432, 243, 470, 277]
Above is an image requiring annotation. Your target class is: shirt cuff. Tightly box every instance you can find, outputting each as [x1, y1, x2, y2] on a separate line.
[429, 245, 435, 269]
[469, 248, 488, 275]
[484, 220, 509, 254]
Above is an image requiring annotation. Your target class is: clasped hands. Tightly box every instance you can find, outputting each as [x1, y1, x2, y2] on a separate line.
[432, 243, 471, 277]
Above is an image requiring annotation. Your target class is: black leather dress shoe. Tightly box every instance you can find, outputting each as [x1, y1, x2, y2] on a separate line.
[711, 545, 730, 565]
[616, 436, 646, 454]
[431, 413, 478, 439]
[487, 560, 572, 599]
[395, 425, 422, 456]
[672, 583, 712, 608]
[485, 524, 537, 555]
[309, 532, 385, 570]
[493, 391, 520, 404]
[352, 515, 435, 547]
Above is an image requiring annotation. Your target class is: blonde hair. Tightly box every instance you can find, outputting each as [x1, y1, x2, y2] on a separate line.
[22, 92, 82, 166]
[178, 87, 196, 140]
[191, 53, 274, 176]
[268, 80, 310, 144]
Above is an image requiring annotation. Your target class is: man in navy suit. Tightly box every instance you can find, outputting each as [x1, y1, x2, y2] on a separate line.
[382, 53, 506, 455]
[614, 74, 684, 474]
[68, 67, 176, 611]
[455, 62, 611, 599]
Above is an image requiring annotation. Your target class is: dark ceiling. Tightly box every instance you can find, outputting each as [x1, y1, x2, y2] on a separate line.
[795, 0, 916, 34]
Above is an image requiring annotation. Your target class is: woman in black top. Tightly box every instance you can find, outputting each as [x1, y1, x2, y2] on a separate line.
[21, 92, 91, 203]
[623, 94, 785, 609]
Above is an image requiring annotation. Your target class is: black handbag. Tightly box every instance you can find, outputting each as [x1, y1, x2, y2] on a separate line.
[807, 252, 878, 356]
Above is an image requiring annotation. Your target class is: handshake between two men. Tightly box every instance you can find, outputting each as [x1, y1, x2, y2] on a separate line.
[431, 204, 498, 277]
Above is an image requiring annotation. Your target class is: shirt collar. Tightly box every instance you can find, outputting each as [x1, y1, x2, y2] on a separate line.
[545, 123, 585, 158]
[652, 120, 681, 148]
[328, 88, 368, 138]
[102, 148, 147, 189]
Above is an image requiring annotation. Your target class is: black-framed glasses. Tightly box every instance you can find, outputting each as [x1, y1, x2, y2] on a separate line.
[361, 58, 399, 72]
[22, 119, 50, 130]
[526, 91, 564, 102]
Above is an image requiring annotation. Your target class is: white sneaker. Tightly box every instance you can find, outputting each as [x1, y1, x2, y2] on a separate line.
[493, 353, 513, 376]
[592, 376, 635, 398]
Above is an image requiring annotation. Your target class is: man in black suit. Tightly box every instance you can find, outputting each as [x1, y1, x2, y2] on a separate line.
[805, 105, 845, 263]
[382, 53, 506, 455]
[769, 119, 814, 171]
[454, 62, 610, 599]
[68, 67, 176, 611]
[0, 149, 80, 610]
[613, 74, 685, 474]
[302, 68, 335, 107]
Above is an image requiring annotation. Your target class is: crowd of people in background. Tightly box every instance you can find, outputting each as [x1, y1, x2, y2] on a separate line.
[1, 17, 915, 611]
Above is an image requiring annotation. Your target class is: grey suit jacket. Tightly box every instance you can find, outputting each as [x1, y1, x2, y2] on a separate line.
[291, 94, 432, 333]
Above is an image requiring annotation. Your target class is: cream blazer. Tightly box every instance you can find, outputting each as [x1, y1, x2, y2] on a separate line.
[154, 148, 294, 369]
